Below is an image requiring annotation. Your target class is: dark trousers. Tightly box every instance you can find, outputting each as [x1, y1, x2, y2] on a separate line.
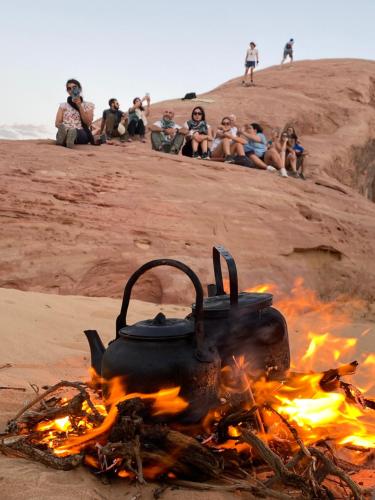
[76, 129, 90, 144]
[128, 119, 145, 137]
[151, 132, 185, 154]
[105, 113, 128, 141]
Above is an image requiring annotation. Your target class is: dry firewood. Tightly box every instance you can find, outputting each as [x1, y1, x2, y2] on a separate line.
[340, 381, 375, 410]
[307, 447, 363, 500]
[319, 361, 358, 392]
[216, 406, 259, 442]
[8, 380, 101, 425]
[0, 439, 82, 470]
[240, 429, 313, 496]
[17, 393, 87, 427]
[264, 404, 312, 459]
[168, 478, 294, 499]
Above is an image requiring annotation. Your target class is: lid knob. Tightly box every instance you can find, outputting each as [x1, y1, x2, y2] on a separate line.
[152, 312, 166, 325]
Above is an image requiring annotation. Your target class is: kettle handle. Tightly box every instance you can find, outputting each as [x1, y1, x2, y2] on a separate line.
[116, 259, 206, 355]
[212, 245, 238, 305]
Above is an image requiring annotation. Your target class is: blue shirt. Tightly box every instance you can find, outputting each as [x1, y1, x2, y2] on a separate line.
[244, 133, 267, 157]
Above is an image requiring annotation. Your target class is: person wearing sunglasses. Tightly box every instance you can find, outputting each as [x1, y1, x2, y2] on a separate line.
[211, 117, 247, 163]
[149, 109, 187, 154]
[182, 107, 213, 160]
[55, 79, 95, 148]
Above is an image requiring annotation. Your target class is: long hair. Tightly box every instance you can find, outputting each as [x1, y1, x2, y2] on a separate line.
[66, 79, 82, 91]
[191, 106, 205, 121]
[133, 97, 144, 111]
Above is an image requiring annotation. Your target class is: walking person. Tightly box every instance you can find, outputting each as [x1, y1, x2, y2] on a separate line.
[281, 38, 294, 65]
[242, 42, 259, 86]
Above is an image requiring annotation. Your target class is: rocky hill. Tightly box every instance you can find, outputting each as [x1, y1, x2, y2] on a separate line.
[1, 59, 374, 307]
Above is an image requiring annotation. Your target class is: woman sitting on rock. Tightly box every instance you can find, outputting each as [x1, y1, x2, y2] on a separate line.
[127, 95, 151, 142]
[182, 106, 213, 160]
[55, 79, 95, 148]
[239, 123, 288, 177]
[283, 125, 307, 179]
[211, 116, 247, 163]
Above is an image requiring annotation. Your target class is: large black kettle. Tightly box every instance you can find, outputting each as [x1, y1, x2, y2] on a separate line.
[192, 246, 290, 379]
[85, 259, 221, 423]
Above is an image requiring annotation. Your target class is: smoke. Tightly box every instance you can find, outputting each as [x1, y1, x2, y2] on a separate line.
[0, 124, 54, 140]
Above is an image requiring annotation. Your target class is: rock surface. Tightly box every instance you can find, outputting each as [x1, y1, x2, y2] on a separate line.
[0, 59, 375, 305]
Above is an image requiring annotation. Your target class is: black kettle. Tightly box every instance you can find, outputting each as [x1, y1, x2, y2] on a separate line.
[85, 259, 221, 423]
[192, 246, 290, 379]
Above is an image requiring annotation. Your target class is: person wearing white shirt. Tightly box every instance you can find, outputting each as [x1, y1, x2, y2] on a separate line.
[242, 42, 259, 86]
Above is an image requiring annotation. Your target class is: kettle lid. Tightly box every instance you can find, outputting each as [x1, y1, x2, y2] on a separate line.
[193, 292, 273, 316]
[119, 312, 194, 340]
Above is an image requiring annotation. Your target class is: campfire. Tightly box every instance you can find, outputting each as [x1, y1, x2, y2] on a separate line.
[1, 250, 374, 499]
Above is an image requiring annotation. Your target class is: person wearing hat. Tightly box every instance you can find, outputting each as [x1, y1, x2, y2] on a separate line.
[99, 98, 128, 142]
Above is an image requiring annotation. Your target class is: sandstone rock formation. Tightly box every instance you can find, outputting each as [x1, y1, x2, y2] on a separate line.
[0, 59, 374, 306]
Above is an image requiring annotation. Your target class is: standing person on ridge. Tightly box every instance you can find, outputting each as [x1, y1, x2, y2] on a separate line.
[281, 38, 294, 64]
[242, 42, 259, 86]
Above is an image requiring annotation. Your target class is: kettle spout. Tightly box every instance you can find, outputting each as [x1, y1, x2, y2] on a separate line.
[84, 330, 105, 376]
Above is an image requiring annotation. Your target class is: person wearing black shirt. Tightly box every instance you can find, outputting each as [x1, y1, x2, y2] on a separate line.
[100, 98, 128, 141]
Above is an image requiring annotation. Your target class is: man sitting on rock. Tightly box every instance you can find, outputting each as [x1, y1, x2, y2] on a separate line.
[149, 110, 187, 154]
[99, 98, 128, 142]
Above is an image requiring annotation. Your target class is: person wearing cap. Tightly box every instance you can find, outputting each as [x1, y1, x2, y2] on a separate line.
[149, 110, 187, 154]
[99, 98, 128, 142]
[281, 39, 294, 64]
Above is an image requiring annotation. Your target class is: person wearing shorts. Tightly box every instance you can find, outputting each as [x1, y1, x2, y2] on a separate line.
[242, 42, 259, 86]
[281, 39, 294, 64]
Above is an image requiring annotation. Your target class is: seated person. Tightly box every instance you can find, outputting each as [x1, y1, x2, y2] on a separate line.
[127, 95, 150, 142]
[182, 106, 213, 160]
[55, 79, 95, 148]
[149, 110, 187, 154]
[283, 125, 307, 179]
[211, 116, 247, 163]
[239, 123, 288, 177]
[229, 114, 238, 135]
[99, 98, 128, 142]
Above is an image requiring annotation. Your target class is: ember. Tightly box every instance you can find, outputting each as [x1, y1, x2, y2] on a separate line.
[1, 263, 374, 498]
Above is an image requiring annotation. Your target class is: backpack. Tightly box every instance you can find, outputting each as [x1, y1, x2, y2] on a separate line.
[286, 43, 292, 50]
[182, 92, 197, 100]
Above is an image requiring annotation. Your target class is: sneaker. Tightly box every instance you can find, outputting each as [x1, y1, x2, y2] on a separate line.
[56, 124, 68, 146]
[299, 172, 306, 180]
[290, 171, 300, 178]
[280, 167, 288, 178]
[202, 152, 210, 160]
[266, 165, 277, 173]
[193, 152, 201, 159]
[66, 128, 77, 149]
[224, 155, 235, 163]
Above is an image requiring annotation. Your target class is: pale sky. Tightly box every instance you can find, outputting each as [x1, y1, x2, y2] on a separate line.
[1, 0, 374, 138]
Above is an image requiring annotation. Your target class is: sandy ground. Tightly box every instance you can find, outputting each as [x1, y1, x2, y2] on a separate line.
[0, 287, 374, 498]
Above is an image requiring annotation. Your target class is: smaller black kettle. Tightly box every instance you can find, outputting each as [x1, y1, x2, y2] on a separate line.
[192, 245, 290, 379]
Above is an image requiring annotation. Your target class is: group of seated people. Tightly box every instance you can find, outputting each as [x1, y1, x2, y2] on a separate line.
[55, 79, 307, 179]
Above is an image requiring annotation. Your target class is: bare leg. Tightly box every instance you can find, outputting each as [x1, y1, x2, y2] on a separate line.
[243, 67, 248, 83]
[247, 153, 267, 170]
[231, 143, 245, 156]
[286, 152, 297, 173]
[211, 142, 224, 160]
[201, 139, 208, 153]
[192, 138, 198, 153]
[250, 66, 254, 83]
[264, 149, 283, 170]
